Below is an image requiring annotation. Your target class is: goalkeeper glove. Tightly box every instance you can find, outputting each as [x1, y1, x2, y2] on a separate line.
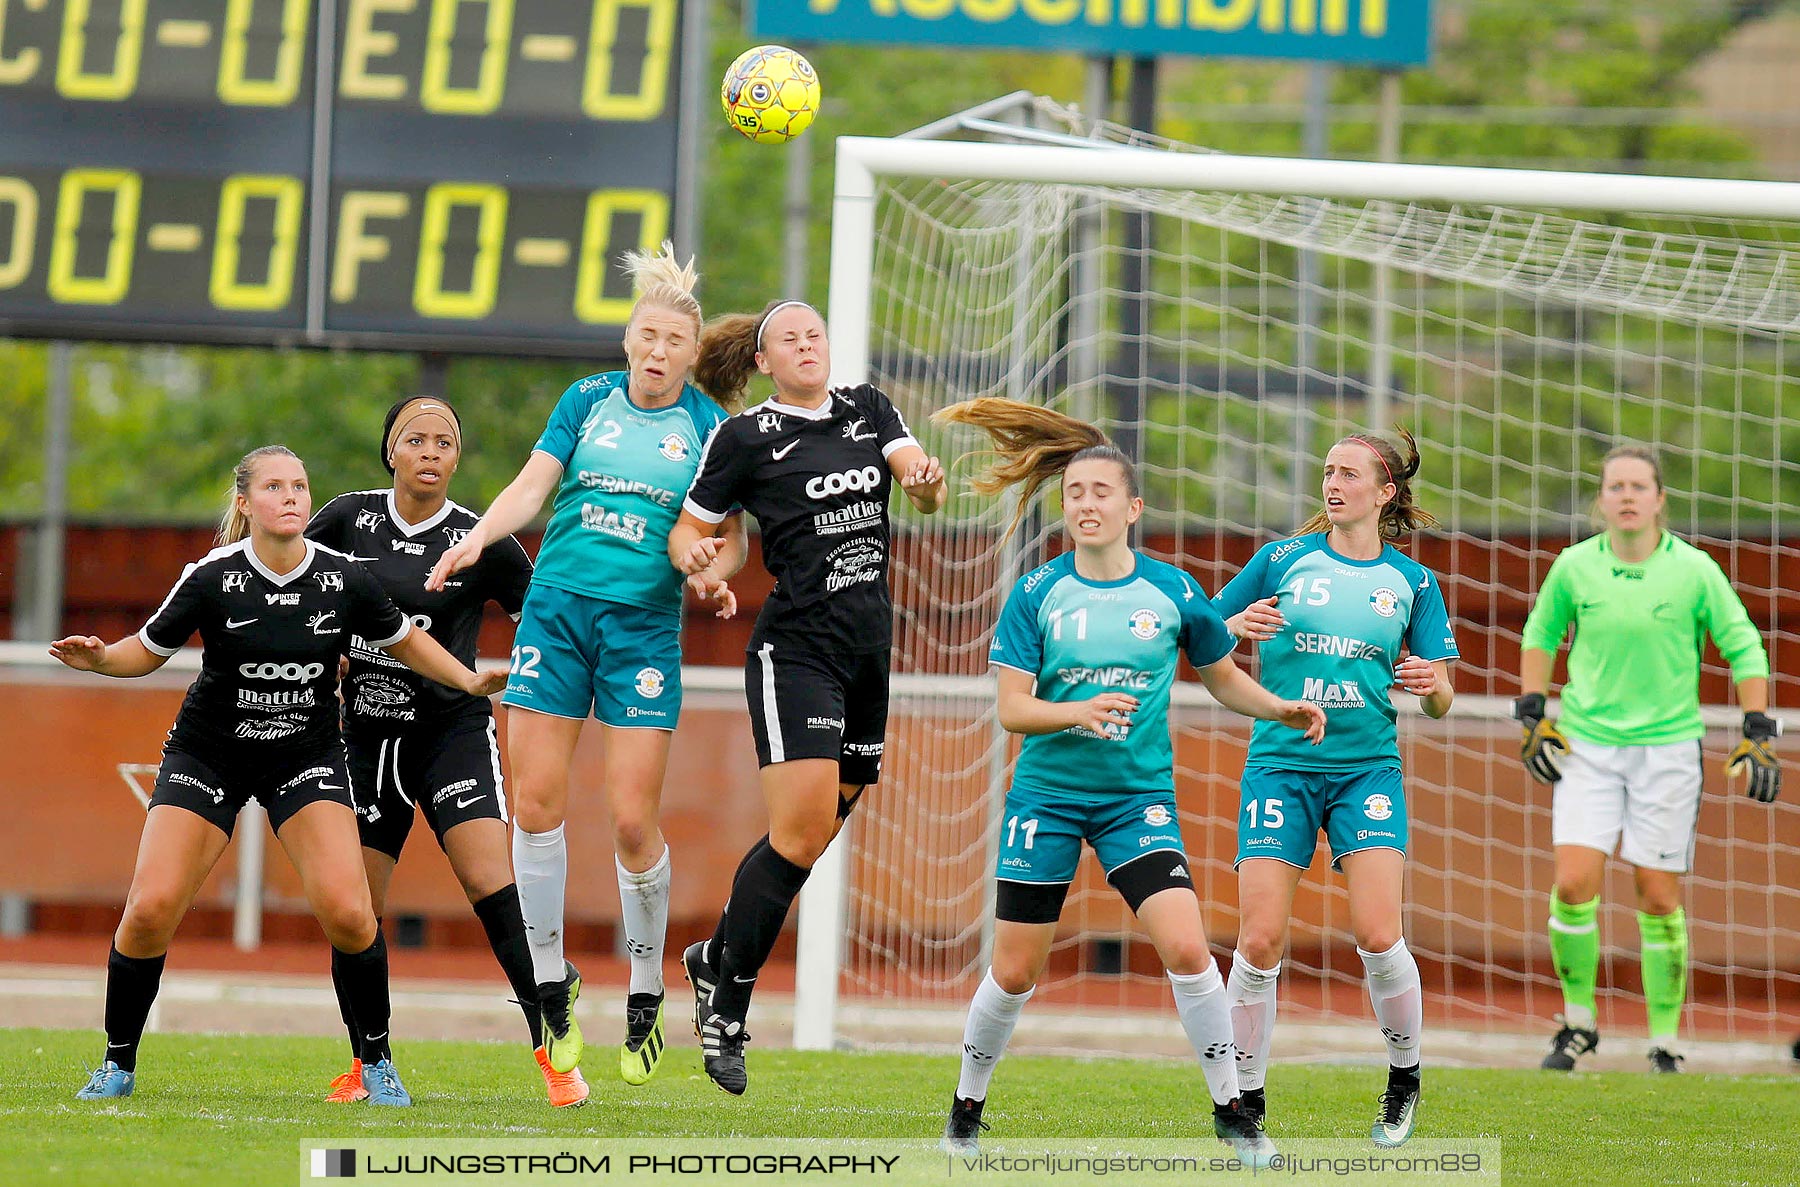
[1726, 711, 1782, 804]
[1514, 692, 1569, 784]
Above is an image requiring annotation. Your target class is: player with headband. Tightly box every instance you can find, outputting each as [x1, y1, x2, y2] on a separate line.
[667, 297, 947, 1095]
[307, 397, 555, 1103]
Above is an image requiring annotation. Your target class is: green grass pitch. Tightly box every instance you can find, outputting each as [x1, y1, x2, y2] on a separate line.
[3, 1028, 1795, 1186]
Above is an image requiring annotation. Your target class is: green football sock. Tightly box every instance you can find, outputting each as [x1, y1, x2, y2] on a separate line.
[1548, 890, 1601, 1030]
[1638, 908, 1688, 1046]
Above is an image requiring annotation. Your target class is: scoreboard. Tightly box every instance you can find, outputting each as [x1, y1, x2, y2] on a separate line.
[0, 0, 689, 355]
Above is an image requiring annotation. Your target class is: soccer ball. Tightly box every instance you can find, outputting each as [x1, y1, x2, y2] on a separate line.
[721, 45, 820, 145]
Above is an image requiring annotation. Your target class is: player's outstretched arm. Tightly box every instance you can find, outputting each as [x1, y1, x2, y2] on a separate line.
[383, 626, 507, 697]
[1197, 655, 1325, 743]
[994, 666, 1134, 737]
[427, 451, 562, 591]
[48, 634, 167, 679]
[887, 445, 947, 514]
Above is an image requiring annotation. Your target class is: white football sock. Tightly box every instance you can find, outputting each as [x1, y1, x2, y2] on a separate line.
[955, 969, 1033, 1102]
[1227, 951, 1281, 1091]
[1169, 962, 1240, 1107]
[513, 824, 568, 985]
[1359, 938, 1422, 1070]
[616, 846, 671, 996]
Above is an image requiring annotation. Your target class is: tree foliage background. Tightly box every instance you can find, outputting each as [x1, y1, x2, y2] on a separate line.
[0, 0, 1786, 522]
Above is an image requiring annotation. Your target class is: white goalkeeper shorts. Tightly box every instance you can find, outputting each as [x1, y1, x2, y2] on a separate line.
[1552, 737, 1705, 872]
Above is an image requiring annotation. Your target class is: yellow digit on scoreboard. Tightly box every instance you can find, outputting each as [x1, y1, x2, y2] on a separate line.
[573, 188, 668, 324]
[47, 168, 141, 305]
[421, 0, 515, 115]
[581, 0, 674, 120]
[218, 0, 310, 107]
[414, 182, 509, 319]
[211, 174, 305, 311]
[0, 177, 38, 291]
[56, 0, 147, 101]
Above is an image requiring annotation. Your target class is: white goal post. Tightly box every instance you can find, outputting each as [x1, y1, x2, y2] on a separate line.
[794, 111, 1800, 1052]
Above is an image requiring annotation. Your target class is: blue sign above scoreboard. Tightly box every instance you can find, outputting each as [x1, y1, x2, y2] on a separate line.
[749, 0, 1431, 65]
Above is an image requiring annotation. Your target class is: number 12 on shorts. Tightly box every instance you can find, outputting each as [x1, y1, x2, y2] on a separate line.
[510, 646, 541, 678]
[1244, 798, 1285, 828]
[1005, 815, 1038, 849]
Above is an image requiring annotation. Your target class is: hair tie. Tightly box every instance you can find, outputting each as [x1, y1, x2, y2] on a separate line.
[755, 300, 815, 349]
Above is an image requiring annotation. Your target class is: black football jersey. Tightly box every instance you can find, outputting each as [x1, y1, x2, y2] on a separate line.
[138, 539, 409, 756]
[307, 489, 532, 730]
[683, 384, 917, 654]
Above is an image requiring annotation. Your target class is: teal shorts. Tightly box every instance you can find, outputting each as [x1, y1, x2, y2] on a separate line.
[995, 784, 1187, 887]
[1235, 765, 1407, 871]
[501, 584, 681, 729]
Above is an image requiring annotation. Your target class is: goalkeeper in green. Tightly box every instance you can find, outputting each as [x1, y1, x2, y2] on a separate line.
[1515, 445, 1779, 1074]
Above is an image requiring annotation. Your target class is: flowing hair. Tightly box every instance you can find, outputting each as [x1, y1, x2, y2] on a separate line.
[1298, 427, 1438, 540]
[693, 298, 813, 413]
[932, 397, 1137, 546]
[217, 445, 303, 546]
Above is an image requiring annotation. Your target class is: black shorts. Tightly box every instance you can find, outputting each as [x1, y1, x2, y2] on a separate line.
[744, 643, 888, 786]
[151, 743, 354, 836]
[345, 715, 507, 860]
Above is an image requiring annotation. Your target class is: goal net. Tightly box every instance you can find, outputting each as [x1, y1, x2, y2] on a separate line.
[796, 98, 1800, 1054]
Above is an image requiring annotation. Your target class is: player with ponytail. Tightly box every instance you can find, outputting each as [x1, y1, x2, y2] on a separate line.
[1214, 428, 1458, 1148]
[931, 398, 1323, 1165]
[427, 243, 744, 1093]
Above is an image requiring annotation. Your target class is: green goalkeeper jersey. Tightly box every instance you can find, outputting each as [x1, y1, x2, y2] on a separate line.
[1521, 532, 1769, 746]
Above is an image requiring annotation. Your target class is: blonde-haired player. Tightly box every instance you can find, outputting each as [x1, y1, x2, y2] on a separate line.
[429, 243, 746, 1092]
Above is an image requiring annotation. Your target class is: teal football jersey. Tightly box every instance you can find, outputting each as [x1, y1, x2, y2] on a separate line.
[530, 373, 728, 614]
[1214, 534, 1458, 771]
[990, 552, 1235, 797]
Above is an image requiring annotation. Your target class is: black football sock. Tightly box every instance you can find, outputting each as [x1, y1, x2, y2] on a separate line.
[333, 931, 393, 1064]
[101, 946, 166, 1073]
[705, 834, 772, 968]
[708, 845, 812, 1021]
[329, 942, 360, 1059]
[473, 884, 543, 1049]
